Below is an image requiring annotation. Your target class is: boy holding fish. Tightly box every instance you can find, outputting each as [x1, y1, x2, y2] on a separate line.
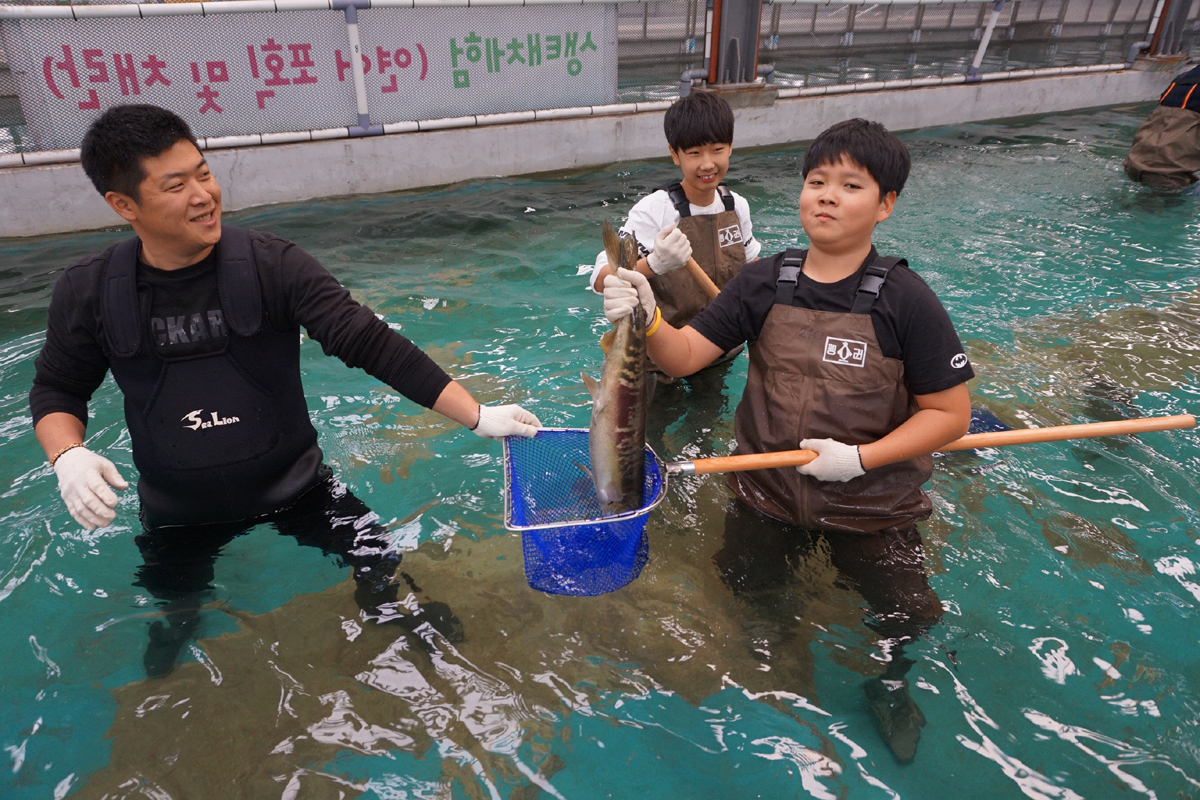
[602, 119, 974, 763]
[590, 92, 760, 354]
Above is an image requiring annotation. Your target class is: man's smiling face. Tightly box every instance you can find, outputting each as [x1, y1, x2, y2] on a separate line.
[113, 139, 222, 263]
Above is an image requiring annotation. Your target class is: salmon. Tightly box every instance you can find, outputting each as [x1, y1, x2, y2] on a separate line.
[582, 223, 648, 516]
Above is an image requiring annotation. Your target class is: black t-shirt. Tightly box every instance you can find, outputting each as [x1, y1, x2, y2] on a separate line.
[140, 250, 229, 359]
[689, 249, 975, 395]
[30, 231, 453, 427]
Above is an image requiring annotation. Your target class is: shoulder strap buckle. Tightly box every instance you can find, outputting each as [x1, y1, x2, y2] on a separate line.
[716, 182, 735, 212]
[850, 256, 907, 314]
[774, 249, 806, 305]
[665, 182, 691, 218]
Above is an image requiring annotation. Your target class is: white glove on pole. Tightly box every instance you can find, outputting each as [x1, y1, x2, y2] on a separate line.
[796, 438, 865, 483]
[602, 268, 657, 326]
[472, 404, 542, 439]
[646, 223, 693, 275]
[54, 446, 128, 530]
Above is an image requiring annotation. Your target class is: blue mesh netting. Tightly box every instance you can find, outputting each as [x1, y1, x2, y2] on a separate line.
[503, 428, 665, 596]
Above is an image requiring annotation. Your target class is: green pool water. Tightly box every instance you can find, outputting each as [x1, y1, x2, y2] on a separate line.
[2, 103, 1199, 799]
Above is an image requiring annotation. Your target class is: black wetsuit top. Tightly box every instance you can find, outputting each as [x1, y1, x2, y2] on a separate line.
[30, 228, 451, 529]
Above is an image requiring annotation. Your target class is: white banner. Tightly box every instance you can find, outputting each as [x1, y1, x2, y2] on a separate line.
[0, 5, 619, 151]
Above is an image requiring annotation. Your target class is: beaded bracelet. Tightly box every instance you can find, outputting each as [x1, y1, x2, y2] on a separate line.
[49, 442, 84, 468]
[645, 306, 663, 337]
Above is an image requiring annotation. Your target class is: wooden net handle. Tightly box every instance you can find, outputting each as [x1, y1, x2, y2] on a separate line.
[684, 258, 720, 300]
[672, 414, 1196, 475]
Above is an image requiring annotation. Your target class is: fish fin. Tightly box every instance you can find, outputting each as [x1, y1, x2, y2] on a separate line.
[602, 221, 623, 273]
[582, 372, 600, 402]
[645, 371, 657, 408]
[599, 327, 615, 353]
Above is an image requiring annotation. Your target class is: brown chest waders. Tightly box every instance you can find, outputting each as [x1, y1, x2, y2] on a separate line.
[647, 182, 748, 377]
[728, 251, 934, 533]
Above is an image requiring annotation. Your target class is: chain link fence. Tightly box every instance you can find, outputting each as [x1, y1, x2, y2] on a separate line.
[0, 0, 1191, 155]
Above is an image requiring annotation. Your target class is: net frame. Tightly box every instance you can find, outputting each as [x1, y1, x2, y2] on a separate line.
[502, 427, 667, 533]
[501, 427, 668, 596]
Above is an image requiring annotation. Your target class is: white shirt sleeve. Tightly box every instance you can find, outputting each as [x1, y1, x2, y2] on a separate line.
[589, 191, 679, 293]
[733, 192, 761, 262]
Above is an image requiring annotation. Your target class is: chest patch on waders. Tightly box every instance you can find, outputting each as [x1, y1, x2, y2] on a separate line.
[718, 224, 743, 248]
[822, 336, 868, 367]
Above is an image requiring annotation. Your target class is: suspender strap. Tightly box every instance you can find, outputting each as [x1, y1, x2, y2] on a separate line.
[101, 227, 262, 357]
[662, 181, 735, 215]
[850, 256, 906, 314]
[215, 226, 262, 338]
[102, 237, 143, 358]
[664, 182, 691, 218]
[716, 182, 735, 212]
[774, 250, 806, 306]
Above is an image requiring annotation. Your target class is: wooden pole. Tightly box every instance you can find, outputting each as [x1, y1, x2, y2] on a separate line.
[685, 257, 721, 300]
[668, 414, 1196, 475]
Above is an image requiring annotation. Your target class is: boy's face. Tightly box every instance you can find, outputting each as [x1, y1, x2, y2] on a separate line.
[669, 142, 732, 200]
[105, 138, 223, 259]
[799, 156, 895, 253]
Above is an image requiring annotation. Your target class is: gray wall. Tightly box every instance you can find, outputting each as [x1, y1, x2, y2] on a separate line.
[0, 68, 1169, 239]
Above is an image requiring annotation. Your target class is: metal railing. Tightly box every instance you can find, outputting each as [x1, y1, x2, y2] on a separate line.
[0, 0, 1190, 161]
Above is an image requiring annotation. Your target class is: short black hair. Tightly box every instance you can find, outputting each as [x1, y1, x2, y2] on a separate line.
[80, 104, 199, 201]
[802, 119, 910, 198]
[664, 91, 734, 152]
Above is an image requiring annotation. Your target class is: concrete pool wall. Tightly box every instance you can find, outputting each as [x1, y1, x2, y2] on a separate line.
[0, 67, 1172, 238]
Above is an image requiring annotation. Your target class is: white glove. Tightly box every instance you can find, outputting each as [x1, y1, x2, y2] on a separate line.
[796, 438, 865, 483]
[646, 223, 692, 275]
[53, 446, 129, 530]
[471, 404, 541, 439]
[602, 268, 656, 326]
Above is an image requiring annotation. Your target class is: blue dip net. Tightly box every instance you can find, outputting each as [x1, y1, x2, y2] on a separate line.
[503, 428, 666, 597]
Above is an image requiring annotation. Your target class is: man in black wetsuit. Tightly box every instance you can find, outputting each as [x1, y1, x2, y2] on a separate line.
[30, 104, 541, 676]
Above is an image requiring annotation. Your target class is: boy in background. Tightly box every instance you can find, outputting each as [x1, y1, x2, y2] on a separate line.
[591, 92, 760, 359]
[602, 119, 974, 763]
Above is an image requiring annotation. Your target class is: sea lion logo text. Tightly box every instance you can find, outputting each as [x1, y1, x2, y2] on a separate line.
[182, 409, 242, 430]
[823, 337, 867, 368]
[718, 224, 743, 248]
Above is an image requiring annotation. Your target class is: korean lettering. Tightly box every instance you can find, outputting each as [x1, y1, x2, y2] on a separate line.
[376, 44, 428, 92]
[505, 37, 525, 66]
[288, 43, 319, 85]
[485, 37, 503, 74]
[449, 32, 481, 88]
[42, 45, 99, 110]
[82, 49, 109, 84]
[189, 60, 225, 114]
[143, 55, 170, 88]
[247, 38, 318, 109]
[113, 54, 140, 95]
[448, 30, 597, 86]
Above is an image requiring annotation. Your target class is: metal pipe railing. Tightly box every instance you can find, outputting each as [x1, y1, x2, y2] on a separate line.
[0, 0, 1004, 19]
[966, 0, 1007, 81]
[1123, 0, 1169, 66]
[0, 64, 1128, 169]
